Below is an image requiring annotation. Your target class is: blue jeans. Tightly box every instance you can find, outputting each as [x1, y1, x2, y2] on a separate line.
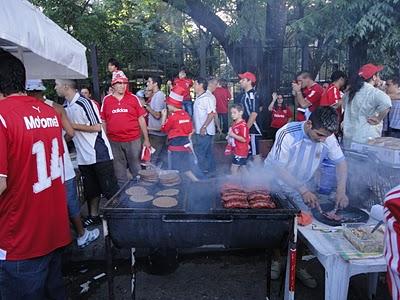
[0, 249, 66, 300]
[219, 113, 229, 134]
[194, 134, 216, 173]
[167, 151, 205, 178]
[182, 101, 193, 117]
[65, 178, 80, 218]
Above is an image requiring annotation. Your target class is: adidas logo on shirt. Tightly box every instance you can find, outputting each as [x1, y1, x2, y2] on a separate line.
[112, 108, 128, 114]
[24, 115, 60, 130]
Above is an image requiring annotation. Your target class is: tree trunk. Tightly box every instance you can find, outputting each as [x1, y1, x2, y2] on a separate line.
[163, 0, 286, 134]
[197, 28, 208, 78]
[348, 37, 368, 76]
[397, 49, 400, 78]
[263, 0, 288, 132]
[301, 44, 310, 71]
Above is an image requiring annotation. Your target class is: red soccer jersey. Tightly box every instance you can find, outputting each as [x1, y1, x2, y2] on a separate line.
[101, 93, 146, 142]
[271, 106, 293, 129]
[231, 119, 250, 157]
[296, 83, 323, 121]
[0, 95, 71, 260]
[91, 99, 101, 111]
[320, 84, 341, 107]
[173, 78, 193, 101]
[162, 110, 193, 140]
[214, 87, 232, 114]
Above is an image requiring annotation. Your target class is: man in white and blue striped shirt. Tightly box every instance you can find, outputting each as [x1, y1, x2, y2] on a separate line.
[266, 107, 349, 287]
[265, 106, 349, 211]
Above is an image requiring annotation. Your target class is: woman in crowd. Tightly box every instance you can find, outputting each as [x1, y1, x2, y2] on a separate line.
[268, 92, 293, 142]
[342, 64, 391, 146]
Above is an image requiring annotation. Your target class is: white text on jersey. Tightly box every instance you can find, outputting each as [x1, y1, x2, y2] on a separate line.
[112, 108, 128, 114]
[24, 115, 60, 130]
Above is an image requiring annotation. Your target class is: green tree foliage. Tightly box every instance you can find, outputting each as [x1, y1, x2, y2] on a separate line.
[290, 0, 400, 76]
[30, 0, 189, 87]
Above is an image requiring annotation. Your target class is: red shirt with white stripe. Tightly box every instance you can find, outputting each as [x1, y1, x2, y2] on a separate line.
[231, 119, 250, 157]
[161, 110, 193, 152]
[320, 84, 341, 107]
[384, 186, 400, 299]
[101, 93, 146, 142]
[0, 95, 71, 260]
[271, 106, 293, 129]
[296, 83, 323, 121]
[173, 78, 193, 101]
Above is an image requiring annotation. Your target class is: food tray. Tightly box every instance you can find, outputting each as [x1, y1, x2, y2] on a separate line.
[342, 223, 384, 253]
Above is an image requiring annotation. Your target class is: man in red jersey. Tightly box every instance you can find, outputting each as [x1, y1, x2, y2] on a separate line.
[292, 71, 324, 121]
[320, 71, 347, 113]
[101, 71, 151, 186]
[214, 78, 232, 134]
[0, 51, 70, 299]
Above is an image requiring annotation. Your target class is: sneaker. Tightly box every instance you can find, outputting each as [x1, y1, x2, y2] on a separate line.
[296, 268, 317, 288]
[77, 228, 100, 249]
[82, 215, 102, 227]
[271, 260, 281, 280]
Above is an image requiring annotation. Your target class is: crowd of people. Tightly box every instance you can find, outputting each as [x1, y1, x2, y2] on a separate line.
[2, 45, 400, 298]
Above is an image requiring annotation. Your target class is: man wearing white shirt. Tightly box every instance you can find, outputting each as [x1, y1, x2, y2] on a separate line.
[193, 77, 216, 174]
[56, 79, 119, 227]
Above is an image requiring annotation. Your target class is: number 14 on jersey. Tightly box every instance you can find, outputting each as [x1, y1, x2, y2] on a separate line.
[32, 138, 64, 194]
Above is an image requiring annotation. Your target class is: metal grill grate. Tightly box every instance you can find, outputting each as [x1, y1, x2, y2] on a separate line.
[345, 150, 400, 208]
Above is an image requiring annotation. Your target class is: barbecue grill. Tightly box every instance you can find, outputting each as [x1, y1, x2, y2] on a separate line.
[102, 178, 299, 300]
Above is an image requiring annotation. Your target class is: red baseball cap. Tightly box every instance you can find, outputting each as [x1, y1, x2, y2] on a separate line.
[358, 64, 384, 80]
[239, 72, 256, 83]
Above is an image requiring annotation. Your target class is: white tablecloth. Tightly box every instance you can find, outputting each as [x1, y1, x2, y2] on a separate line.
[299, 220, 387, 300]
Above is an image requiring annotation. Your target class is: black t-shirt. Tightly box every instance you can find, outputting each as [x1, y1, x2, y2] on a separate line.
[239, 89, 262, 135]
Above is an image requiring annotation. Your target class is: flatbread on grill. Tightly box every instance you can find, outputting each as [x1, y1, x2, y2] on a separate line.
[139, 181, 155, 186]
[156, 189, 179, 197]
[129, 194, 154, 203]
[161, 180, 181, 187]
[159, 172, 176, 178]
[139, 169, 158, 177]
[152, 197, 178, 208]
[125, 186, 148, 196]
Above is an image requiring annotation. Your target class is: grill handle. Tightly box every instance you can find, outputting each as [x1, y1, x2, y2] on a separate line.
[162, 215, 234, 223]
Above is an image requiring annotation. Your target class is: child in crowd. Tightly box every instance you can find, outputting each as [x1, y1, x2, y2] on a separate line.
[107, 58, 129, 94]
[171, 69, 194, 116]
[161, 85, 202, 180]
[268, 92, 293, 142]
[226, 104, 250, 174]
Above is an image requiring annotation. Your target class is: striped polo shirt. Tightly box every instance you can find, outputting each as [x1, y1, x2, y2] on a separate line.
[265, 122, 344, 184]
[388, 99, 400, 130]
[64, 93, 113, 165]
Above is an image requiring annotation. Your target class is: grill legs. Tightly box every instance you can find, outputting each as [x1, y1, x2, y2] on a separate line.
[104, 219, 115, 300]
[265, 249, 272, 300]
[131, 248, 137, 300]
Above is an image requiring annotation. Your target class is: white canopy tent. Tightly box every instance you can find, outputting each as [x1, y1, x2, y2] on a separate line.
[0, 0, 88, 79]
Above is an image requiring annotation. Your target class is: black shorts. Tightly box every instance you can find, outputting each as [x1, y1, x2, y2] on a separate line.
[78, 160, 119, 201]
[232, 155, 248, 166]
[249, 134, 261, 156]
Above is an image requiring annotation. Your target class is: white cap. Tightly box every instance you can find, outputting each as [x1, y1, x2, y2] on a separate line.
[26, 79, 46, 91]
